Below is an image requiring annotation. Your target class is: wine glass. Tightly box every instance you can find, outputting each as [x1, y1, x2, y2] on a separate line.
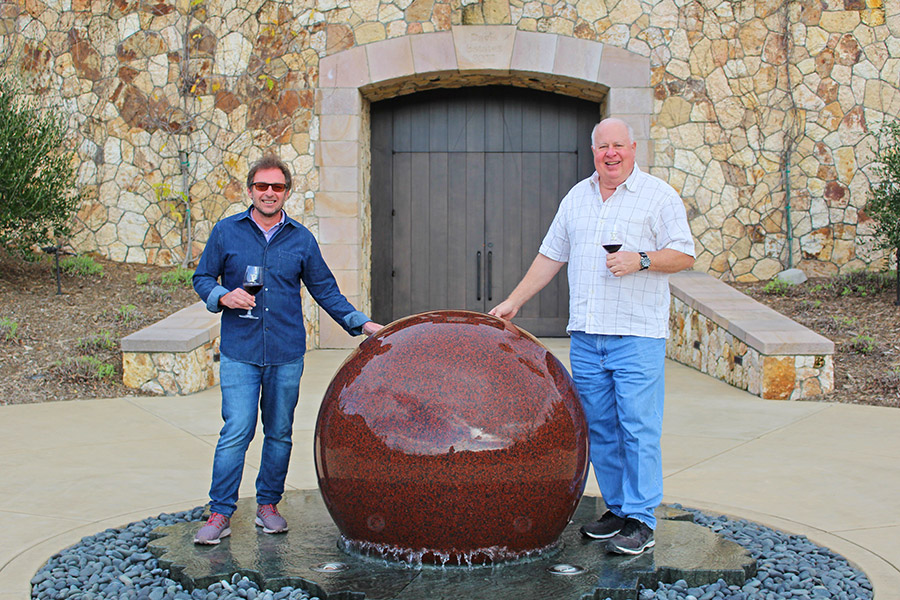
[239, 265, 263, 319]
[601, 223, 623, 278]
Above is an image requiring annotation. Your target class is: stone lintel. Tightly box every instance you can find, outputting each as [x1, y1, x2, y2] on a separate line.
[451, 25, 516, 72]
[366, 35, 415, 84]
[553, 34, 604, 84]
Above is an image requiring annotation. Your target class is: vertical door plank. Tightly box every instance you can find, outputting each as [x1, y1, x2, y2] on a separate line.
[370, 104, 393, 323]
[391, 152, 413, 318]
[429, 152, 450, 308]
[409, 152, 430, 313]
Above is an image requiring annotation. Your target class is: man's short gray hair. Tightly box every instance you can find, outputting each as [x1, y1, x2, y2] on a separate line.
[591, 118, 635, 146]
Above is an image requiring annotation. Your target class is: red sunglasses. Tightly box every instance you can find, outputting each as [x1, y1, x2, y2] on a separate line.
[251, 182, 287, 192]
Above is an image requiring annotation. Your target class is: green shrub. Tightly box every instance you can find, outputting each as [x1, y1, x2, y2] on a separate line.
[53, 356, 116, 381]
[762, 278, 794, 296]
[0, 76, 82, 253]
[60, 255, 104, 277]
[116, 304, 138, 324]
[161, 267, 194, 289]
[0, 317, 18, 341]
[848, 334, 879, 355]
[135, 273, 149, 286]
[826, 270, 893, 298]
[76, 330, 117, 352]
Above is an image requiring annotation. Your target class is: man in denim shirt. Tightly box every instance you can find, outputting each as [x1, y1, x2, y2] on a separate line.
[192, 155, 381, 544]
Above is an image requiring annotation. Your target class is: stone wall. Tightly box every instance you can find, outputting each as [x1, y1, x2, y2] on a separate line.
[4, 0, 899, 347]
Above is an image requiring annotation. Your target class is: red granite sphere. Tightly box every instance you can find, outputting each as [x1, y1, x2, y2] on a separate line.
[315, 310, 589, 565]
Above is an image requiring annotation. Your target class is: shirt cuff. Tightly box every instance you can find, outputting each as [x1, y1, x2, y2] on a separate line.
[205, 285, 229, 313]
[343, 311, 371, 336]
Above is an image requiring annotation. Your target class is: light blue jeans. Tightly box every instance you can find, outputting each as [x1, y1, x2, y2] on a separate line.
[209, 354, 304, 517]
[569, 331, 666, 529]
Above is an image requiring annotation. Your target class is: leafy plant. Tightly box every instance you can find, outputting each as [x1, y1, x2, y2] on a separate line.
[848, 334, 879, 355]
[116, 304, 138, 324]
[135, 273, 149, 286]
[0, 76, 82, 253]
[866, 120, 900, 305]
[60, 254, 104, 277]
[76, 330, 117, 353]
[825, 270, 893, 298]
[161, 267, 194, 289]
[763, 278, 794, 296]
[52, 356, 116, 381]
[0, 317, 18, 342]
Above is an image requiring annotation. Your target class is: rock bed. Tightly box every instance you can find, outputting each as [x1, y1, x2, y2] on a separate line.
[31, 506, 872, 600]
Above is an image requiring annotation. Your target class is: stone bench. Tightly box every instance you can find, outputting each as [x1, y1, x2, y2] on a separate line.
[121, 301, 220, 395]
[667, 271, 834, 400]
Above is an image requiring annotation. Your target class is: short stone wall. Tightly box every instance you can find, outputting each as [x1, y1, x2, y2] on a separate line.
[121, 302, 220, 395]
[667, 272, 834, 400]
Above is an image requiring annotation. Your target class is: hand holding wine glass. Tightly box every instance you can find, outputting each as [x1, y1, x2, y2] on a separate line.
[601, 223, 622, 277]
[239, 265, 263, 319]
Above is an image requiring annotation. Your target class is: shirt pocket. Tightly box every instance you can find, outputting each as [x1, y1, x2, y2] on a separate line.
[275, 250, 304, 282]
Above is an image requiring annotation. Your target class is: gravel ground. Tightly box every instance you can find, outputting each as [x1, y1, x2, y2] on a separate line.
[30, 506, 872, 600]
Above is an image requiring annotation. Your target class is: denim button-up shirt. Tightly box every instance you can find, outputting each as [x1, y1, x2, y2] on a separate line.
[193, 208, 369, 366]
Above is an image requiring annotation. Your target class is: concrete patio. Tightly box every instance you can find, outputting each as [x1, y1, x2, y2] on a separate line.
[1, 342, 899, 599]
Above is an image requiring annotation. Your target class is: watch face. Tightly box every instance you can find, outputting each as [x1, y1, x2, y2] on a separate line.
[640, 253, 650, 269]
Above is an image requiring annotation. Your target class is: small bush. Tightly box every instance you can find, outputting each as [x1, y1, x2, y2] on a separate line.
[52, 356, 116, 381]
[763, 278, 794, 296]
[848, 334, 879, 355]
[76, 330, 117, 353]
[0, 317, 18, 341]
[116, 304, 138, 324]
[824, 271, 893, 298]
[135, 273, 149, 286]
[60, 255, 104, 277]
[161, 267, 194, 289]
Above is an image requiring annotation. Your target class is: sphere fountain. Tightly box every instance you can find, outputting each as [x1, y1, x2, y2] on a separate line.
[315, 310, 590, 565]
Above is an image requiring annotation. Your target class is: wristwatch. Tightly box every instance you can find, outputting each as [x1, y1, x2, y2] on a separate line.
[638, 251, 651, 271]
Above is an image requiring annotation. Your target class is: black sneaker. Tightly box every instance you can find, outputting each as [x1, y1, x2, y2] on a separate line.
[580, 510, 626, 539]
[606, 518, 655, 555]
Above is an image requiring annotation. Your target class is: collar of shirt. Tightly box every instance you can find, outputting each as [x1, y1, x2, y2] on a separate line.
[589, 163, 642, 200]
[248, 207, 286, 243]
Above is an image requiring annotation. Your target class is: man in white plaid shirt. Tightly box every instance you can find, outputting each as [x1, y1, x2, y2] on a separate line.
[490, 117, 695, 555]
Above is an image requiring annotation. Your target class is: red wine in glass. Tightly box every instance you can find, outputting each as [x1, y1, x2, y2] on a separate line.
[240, 265, 263, 319]
[601, 224, 622, 277]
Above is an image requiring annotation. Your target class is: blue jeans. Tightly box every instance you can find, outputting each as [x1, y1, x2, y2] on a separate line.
[569, 332, 665, 529]
[209, 354, 304, 517]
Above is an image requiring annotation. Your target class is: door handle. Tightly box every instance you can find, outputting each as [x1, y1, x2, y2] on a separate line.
[487, 251, 492, 301]
[476, 251, 482, 301]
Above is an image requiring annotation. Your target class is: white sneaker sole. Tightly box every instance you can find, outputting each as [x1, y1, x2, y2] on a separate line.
[194, 527, 231, 545]
[255, 516, 288, 534]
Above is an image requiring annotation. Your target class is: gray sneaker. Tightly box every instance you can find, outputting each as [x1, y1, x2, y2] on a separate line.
[255, 503, 288, 534]
[606, 518, 655, 555]
[194, 513, 231, 545]
[580, 510, 626, 540]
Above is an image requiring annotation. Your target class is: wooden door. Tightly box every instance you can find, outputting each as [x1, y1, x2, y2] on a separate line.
[371, 86, 599, 336]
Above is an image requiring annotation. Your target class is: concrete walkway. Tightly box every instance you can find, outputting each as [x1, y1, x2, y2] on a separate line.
[2, 341, 899, 599]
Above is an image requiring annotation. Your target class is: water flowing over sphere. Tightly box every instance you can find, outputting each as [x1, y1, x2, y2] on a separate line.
[315, 310, 589, 565]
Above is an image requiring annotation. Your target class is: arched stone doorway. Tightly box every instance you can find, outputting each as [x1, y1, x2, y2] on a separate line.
[314, 26, 651, 346]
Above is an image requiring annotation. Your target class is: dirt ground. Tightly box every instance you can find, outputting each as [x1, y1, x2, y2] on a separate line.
[1, 252, 898, 407]
[734, 272, 900, 408]
[0, 252, 196, 405]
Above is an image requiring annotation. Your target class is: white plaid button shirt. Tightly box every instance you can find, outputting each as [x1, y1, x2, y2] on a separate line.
[539, 164, 695, 338]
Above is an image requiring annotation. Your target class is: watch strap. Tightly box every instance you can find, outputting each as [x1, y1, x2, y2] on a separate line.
[639, 251, 650, 271]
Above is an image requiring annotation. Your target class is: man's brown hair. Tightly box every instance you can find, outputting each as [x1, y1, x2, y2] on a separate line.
[247, 155, 293, 190]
